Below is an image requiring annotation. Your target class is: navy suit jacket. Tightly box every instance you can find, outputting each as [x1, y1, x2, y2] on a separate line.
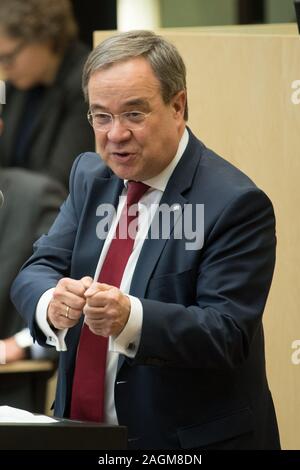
[11, 129, 280, 449]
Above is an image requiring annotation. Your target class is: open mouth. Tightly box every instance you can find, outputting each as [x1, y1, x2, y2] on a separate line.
[112, 152, 135, 158]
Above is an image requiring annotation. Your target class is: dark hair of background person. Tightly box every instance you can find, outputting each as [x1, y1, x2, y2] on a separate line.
[0, 0, 78, 54]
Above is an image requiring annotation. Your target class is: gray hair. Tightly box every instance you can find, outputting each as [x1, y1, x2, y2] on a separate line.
[82, 30, 188, 120]
[0, 0, 78, 54]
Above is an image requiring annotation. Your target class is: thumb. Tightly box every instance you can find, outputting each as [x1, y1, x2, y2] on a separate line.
[84, 281, 102, 297]
[84, 282, 112, 297]
[81, 276, 94, 289]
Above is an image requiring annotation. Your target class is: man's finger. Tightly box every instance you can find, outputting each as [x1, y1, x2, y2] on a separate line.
[84, 282, 111, 297]
[81, 276, 94, 289]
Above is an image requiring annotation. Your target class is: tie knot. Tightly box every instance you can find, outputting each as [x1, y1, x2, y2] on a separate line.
[126, 181, 149, 206]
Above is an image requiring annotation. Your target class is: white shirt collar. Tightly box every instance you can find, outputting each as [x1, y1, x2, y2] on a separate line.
[124, 127, 189, 192]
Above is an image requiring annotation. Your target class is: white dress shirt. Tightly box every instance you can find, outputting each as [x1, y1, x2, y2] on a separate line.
[35, 128, 189, 423]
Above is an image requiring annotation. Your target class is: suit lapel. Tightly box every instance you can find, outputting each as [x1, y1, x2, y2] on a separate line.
[130, 129, 202, 299]
[117, 130, 203, 373]
[129, 190, 187, 299]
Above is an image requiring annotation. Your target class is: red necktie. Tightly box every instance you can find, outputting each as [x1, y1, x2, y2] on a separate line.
[70, 181, 149, 422]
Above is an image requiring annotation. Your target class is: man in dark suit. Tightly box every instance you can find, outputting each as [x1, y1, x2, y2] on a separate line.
[11, 30, 280, 449]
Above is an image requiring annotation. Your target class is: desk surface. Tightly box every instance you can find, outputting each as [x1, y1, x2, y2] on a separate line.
[0, 360, 54, 374]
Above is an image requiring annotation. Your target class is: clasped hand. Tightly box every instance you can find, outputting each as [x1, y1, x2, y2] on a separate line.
[47, 276, 131, 337]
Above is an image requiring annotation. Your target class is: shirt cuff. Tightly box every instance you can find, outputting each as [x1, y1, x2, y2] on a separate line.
[36, 288, 68, 352]
[14, 328, 33, 349]
[109, 295, 143, 358]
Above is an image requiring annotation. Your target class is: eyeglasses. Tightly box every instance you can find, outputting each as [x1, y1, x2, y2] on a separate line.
[0, 42, 26, 66]
[87, 110, 152, 132]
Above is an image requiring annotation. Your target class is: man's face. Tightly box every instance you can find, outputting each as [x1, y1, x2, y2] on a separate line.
[0, 35, 58, 89]
[87, 57, 186, 181]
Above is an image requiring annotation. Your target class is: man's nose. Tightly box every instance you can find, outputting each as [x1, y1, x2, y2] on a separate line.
[106, 117, 131, 142]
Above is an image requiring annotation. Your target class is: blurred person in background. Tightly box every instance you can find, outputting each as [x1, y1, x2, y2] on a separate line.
[0, 167, 66, 411]
[0, 0, 94, 188]
[0, 167, 66, 363]
[0, 0, 92, 409]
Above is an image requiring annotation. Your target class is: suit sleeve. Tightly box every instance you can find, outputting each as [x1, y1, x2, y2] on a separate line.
[134, 188, 276, 370]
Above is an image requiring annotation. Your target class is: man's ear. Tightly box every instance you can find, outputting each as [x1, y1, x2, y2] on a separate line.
[172, 90, 186, 118]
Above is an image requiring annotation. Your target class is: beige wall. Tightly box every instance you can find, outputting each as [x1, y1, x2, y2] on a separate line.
[94, 24, 300, 449]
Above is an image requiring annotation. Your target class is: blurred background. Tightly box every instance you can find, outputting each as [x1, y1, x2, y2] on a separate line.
[71, 0, 296, 48]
